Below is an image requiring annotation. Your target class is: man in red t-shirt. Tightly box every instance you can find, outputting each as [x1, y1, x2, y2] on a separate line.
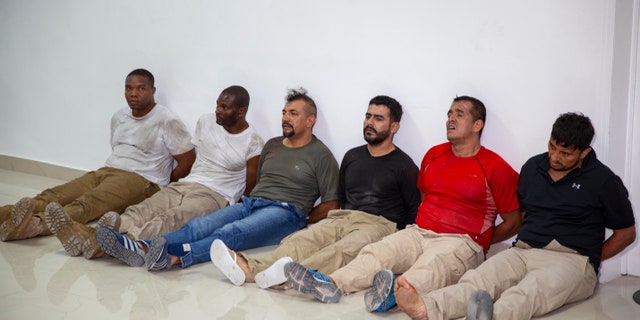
[282, 96, 522, 313]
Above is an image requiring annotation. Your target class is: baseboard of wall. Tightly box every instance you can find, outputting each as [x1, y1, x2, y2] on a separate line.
[0, 155, 86, 181]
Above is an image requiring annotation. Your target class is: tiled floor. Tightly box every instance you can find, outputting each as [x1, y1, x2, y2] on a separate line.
[0, 168, 639, 319]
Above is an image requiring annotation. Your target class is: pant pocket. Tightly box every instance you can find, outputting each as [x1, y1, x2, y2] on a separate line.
[451, 239, 484, 279]
[145, 182, 161, 198]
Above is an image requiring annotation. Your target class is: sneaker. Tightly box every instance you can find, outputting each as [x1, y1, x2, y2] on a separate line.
[146, 236, 171, 271]
[255, 257, 293, 289]
[364, 269, 397, 312]
[0, 197, 44, 241]
[96, 226, 145, 267]
[97, 211, 121, 230]
[466, 290, 493, 320]
[283, 261, 341, 303]
[45, 202, 87, 256]
[210, 239, 246, 286]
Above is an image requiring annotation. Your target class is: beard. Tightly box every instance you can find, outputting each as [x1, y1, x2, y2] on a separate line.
[282, 124, 295, 138]
[283, 129, 295, 138]
[363, 126, 390, 145]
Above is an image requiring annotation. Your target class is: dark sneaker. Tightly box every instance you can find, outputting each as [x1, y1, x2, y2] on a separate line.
[283, 261, 341, 303]
[365, 269, 397, 312]
[146, 236, 170, 271]
[467, 289, 493, 320]
[96, 226, 145, 267]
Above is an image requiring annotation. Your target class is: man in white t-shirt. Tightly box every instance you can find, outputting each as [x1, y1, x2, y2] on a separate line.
[67, 85, 264, 259]
[0, 69, 196, 249]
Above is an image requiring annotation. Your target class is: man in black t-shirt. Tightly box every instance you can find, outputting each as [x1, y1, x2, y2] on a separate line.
[395, 112, 636, 320]
[210, 95, 421, 288]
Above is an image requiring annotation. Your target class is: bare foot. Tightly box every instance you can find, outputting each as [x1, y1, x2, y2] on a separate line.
[169, 254, 180, 266]
[395, 276, 428, 320]
[228, 248, 251, 276]
[137, 241, 149, 253]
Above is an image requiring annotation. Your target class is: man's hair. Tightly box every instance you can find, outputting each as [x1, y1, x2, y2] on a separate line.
[551, 112, 594, 150]
[127, 69, 155, 86]
[369, 95, 403, 123]
[453, 95, 486, 137]
[221, 85, 250, 109]
[286, 87, 317, 117]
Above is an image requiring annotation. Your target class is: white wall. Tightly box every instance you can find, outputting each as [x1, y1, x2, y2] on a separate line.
[618, 0, 640, 278]
[1, 1, 636, 280]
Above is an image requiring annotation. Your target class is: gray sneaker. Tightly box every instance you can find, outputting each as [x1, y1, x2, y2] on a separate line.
[466, 289, 493, 320]
[364, 269, 396, 312]
[146, 236, 171, 271]
[96, 226, 145, 267]
[283, 261, 341, 303]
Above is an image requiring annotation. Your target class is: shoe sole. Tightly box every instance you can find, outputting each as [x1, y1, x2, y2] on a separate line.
[284, 262, 341, 303]
[0, 197, 36, 241]
[466, 290, 494, 320]
[255, 256, 292, 289]
[96, 227, 144, 267]
[97, 211, 121, 230]
[146, 237, 169, 271]
[364, 269, 395, 312]
[45, 203, 83, 256]
[210, 239, 246, 286]
[82, 234, 103, 260]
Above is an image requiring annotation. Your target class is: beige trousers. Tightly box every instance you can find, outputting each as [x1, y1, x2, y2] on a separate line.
[423, 240, 598, 320]
[242, 209, 397, 276]
[120, 181, 228, 239]
[330, 225, 485, 295]
[0, 167, 158, 235]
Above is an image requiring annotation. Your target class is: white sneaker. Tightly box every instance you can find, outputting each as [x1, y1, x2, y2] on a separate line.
[210, 239, 246, 286]
[255, 256, 293, 289]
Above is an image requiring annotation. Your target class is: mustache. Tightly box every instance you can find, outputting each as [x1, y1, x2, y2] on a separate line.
[363, 126, 377, 133]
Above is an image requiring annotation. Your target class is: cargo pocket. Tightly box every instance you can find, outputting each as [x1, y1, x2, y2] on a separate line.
[451, 238, 484, 281]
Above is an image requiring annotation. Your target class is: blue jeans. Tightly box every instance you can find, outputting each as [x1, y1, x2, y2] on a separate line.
[161, 196, 307, 268]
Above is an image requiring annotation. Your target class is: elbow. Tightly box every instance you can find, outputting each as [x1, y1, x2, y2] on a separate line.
[626, 226, 637, 246]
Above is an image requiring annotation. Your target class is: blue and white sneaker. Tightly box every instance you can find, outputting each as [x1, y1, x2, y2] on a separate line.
[96, 226, 146, 267]
[466, 289, 494, 320]
[146, 236, 171, 271]
[365, 269, 397, 312]
[283, 261, 341, 303]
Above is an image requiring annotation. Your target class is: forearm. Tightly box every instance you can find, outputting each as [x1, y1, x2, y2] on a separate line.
[490, 223, 518, 244]
[307, 200, 339, 224]
[490, 210, 523, 244]
[601, 225, 636, 261]
[170, 165, 191, 182]
[170, 149, 196, 182]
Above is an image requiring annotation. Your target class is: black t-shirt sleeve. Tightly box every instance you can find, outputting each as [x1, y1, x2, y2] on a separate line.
[601, 175, 635, 230]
